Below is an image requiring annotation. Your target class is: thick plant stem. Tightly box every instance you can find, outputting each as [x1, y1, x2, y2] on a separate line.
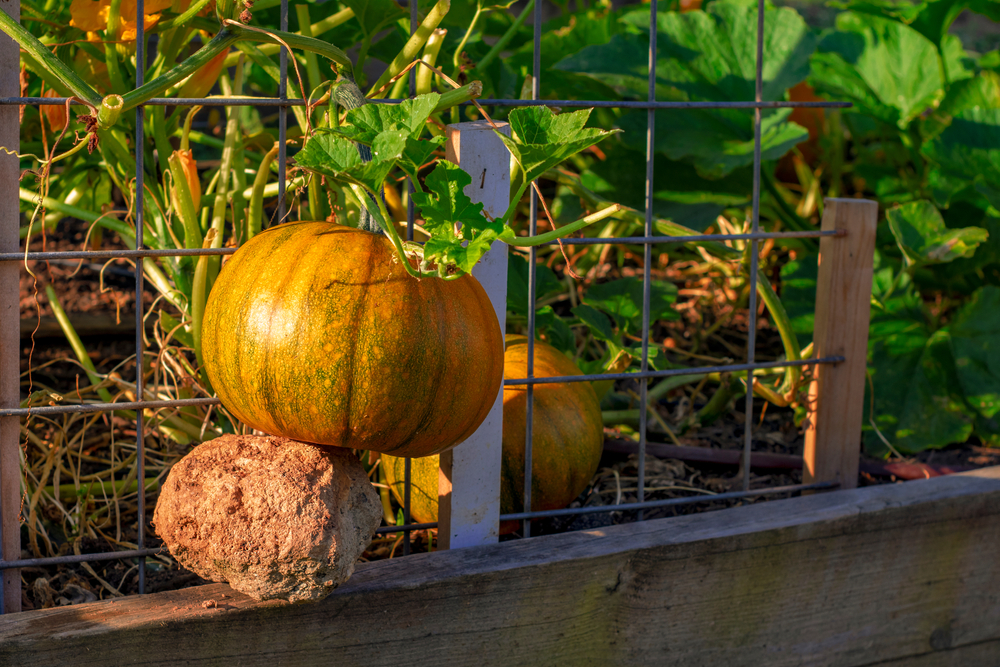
[221, 6, 354, 65]
[205, 65, 244, 284]
[103, 0, 126, 92]
[368, 0, 451, 98]
[157, 0, 214, 30]
[417, 29, 447, 95]
[235, 42, 310, 130]
[248, 143, 280, 239]
[744, 259, 802, 395]
[451, 5, 481, 73]
[434, 81, 482, 113]
[97, 95, 124, 129]
[121, 29, 242, 112]
[0, 9, 102, 107]
[191, 230, 218, 375]
[477, 0, 533, 73]
[225, 22, 353, 75]
[295, 4, 323, 96]
[507, 205, 622, 247]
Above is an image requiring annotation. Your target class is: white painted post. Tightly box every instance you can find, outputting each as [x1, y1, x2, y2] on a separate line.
[437, 120, 510, 549]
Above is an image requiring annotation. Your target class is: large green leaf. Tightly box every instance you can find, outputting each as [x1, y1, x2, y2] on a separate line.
[864, 319, 974, 455]
[923, 107, 1000, 193]
[341, 0, 405, 39]
[499, 107, 620, 184]
[338, 93, 442, 144]
[412, 162, 514, 274]
[506, 253, 564, 316]
[294, 132, 402, 194]
[617, 106, 808, 179]
[810, 12, 944, 129]
[886, 200, 989, 267]
[583, 277, 679, 336]
[556, 4, 814, 177]
[936, 71, 1000, 120]
[572, 304, 616, 343]
[949, 286, 1000, 428]
[622, 3, 817, 103]
[579, 143, 748, 231]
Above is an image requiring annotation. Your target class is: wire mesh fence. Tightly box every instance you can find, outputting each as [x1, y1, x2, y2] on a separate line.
[0, 0, 852, 613]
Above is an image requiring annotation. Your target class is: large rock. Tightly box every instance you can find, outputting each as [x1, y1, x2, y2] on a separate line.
[153, 434, 381, 603]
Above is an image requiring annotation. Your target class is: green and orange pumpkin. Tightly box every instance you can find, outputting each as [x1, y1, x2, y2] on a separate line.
[201, 221, 504, 457]
[383, 335, 604, 529]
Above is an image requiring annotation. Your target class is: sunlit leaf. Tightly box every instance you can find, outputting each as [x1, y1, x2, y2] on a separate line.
[887, 200, 988, 267]
[498, 106, 620, 184]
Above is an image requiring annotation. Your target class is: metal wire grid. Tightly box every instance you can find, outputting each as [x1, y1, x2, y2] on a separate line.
[0, 0, 852, 610]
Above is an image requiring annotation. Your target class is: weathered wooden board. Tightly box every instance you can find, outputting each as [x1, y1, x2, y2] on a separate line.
[0, 0, 23, 615]
[2, 467, 999, 666]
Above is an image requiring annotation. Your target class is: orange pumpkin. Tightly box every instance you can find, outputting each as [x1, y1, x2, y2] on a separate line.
[383, 335, 604, 529]
[201, 222, 503, 457]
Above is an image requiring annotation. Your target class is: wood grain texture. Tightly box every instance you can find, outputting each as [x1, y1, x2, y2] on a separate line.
[0, 0, 22, 614]
[1, 467, 998, 666]
[804, 198, 878, 490]
[439, 121, 511, 549]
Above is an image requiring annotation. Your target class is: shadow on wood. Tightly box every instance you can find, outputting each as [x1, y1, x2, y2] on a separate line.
[1, 467, 999, 666]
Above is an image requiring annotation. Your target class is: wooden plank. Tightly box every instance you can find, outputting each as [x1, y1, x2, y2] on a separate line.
[866, 639, 1000, 666]
[438, 120, 510, 550]
[2, 467, 998, 666]
[20, 314, 155, 339]
[804, 198, 878, 490]
[0, 0, 22, 614]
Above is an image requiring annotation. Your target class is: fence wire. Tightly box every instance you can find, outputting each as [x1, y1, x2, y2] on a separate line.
[0, 0, 850, 610]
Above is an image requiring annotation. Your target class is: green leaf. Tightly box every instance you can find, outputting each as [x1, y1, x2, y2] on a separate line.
[498, 106, 620, 184]
[810, 12, 944, 129]
[949, 286, 1000, 422]
[623, 4, 817, 103]
[887, 200, 988, 267]
[584, 277, 678, 335]
[342, 0, 406, 39]
[865, 318, 974, 457]
[338, 93, 442, 145]
[535, 306, 576, 354]
[579, 144, 747, 230]
[922, 107, 1000, 193]
[413, 162, 513, 274]
[572, 304, 616, 342]
[557, 4, 815, 177]
[400, 135, 446, 175]
[506, 254, 564, 316]
[618, 106, 808, 179]
[294, 132, 401, 194]
[936, 71, 1000, 120]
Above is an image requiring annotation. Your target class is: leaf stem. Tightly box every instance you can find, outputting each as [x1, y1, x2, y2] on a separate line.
[368, 0, 451, 98]
[507, 204, 622, 247]
[0, 9, 102, 107]
[248, 143, 280, 238]
[476, 0, 534, 73]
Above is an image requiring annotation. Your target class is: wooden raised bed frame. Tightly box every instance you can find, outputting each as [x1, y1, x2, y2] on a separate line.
[2, 466, 998, 665]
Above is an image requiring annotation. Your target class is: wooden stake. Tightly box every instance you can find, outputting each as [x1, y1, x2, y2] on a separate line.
[437, 121, 511, 549]
[803, 198, 878, 491]
[0, 0, 22, 613]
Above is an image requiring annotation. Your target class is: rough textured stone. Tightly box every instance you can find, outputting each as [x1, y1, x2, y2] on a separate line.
[153, 434, 381, 603]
